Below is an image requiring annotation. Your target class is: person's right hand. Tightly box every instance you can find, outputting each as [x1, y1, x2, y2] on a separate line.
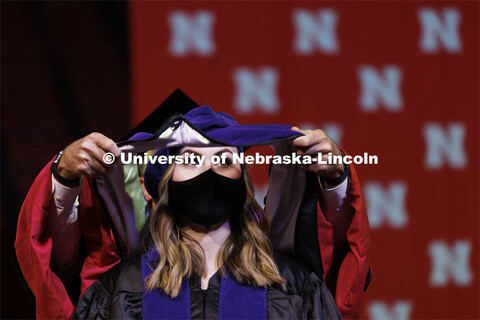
[57, 132, 121, 180]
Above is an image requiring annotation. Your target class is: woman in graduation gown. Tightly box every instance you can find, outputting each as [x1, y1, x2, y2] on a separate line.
[16, 100, 370, 319]
[73, 143, 343, 320]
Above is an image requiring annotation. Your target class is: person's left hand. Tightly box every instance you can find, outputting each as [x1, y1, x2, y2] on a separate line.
[290, 127, 344, 179]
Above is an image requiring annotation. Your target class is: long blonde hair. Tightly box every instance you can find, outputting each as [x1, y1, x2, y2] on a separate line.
[142, 163, 286, 297]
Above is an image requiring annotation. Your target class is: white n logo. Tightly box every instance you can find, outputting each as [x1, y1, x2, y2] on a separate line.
[364, 181, 408, 229]
[233, 67, 280, 114]
[292, 9, 339, 54]
[418, 8, 462, 53]
[367, 301, 412, 320]
[358, 66, 403, 112]
[429, 240, 473, 286]
[424, 122, 467, 169]
[168, 11, 215, 56]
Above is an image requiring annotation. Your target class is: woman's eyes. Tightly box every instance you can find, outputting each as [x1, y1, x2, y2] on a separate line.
[180, 153, 235, 166]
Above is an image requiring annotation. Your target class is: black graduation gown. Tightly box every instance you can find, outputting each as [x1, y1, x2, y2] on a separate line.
[73, 253, 343, 319]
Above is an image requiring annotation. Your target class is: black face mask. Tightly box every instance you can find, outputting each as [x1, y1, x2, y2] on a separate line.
[168, 169, 247, 229]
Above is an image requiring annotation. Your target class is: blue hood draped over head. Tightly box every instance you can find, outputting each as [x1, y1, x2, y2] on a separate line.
[94, 101, 303, 258]
[141, 105, 302, 200]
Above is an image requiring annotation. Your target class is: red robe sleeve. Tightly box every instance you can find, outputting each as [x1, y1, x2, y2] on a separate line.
[15, 159, 120, 319]
[316, 150, 371, 319]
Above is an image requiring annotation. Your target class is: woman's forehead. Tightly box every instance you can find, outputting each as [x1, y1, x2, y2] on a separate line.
[178, 145, 239, 154]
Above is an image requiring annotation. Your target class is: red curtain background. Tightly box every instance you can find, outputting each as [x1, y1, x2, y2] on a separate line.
[130, 2, 479, 319]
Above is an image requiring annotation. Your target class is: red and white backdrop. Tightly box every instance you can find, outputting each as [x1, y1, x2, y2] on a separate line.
[129, 2, 479, 319]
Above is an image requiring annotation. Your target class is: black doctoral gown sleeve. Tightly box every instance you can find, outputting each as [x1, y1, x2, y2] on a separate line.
[303, 273, 344, 320]
[72, 256, 143, 319]
[270, 252, 343, 320]
[72, 281, 111, 319]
